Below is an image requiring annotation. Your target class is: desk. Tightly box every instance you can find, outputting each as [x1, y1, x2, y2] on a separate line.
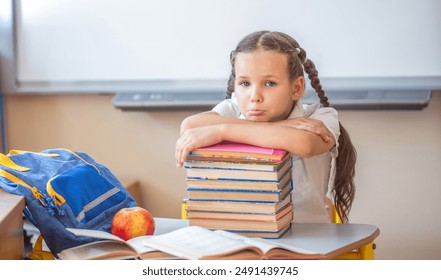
[0, 189, 25, 260]
[0, 190, 379, 260]
[153, 218, 380, 260]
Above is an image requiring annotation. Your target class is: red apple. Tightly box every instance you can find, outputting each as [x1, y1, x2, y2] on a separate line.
[111, 206, 155, 240]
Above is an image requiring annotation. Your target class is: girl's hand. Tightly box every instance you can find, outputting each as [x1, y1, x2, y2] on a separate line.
[175, 125, 223, 167]
[276, 117, 334, 143]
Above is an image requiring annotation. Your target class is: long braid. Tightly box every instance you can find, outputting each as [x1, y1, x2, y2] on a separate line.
[333, 124, 356, 222]
[306, 69, 328, 105]
[299, 47, 356, 222]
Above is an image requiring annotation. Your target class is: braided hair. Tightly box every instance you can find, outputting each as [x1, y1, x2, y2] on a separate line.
[226, 31, 356, 222]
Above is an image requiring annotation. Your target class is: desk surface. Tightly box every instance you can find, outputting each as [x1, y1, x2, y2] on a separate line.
[154, 217, 380, 259]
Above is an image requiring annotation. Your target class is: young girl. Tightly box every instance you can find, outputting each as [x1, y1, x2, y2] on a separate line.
[175, 31, 356, 223]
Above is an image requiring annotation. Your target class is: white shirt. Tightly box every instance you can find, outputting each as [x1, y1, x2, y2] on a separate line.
[212, 93, 340, 223]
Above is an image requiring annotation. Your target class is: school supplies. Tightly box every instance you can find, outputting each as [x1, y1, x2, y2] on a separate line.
[185, 152, 291, 181]
[189, 141, 288, 162]
[185, 194, 292, 214]
[186, 181, 292, 202]
[184, 142, 294, 238]
[0, 149, 137, 256]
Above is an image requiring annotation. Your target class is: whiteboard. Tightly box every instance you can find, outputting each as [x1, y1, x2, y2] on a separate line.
[11, 0, 441, 91]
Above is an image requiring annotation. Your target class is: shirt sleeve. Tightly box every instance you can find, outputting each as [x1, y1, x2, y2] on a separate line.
[304, 103, 341, 158]
[212, 97, 242, 118]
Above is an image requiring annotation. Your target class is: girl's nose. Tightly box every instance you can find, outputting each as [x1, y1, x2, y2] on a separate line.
[250, 87, 263, 103]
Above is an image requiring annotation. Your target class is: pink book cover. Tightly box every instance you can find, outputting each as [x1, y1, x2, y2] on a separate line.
[194, 141, 286, 157]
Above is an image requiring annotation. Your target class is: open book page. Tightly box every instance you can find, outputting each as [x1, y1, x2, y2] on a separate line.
[214, 230, 324, 259]
[67, 228, 124, 242]
[58, 240, 141, 260]
[63, 228, 169, 260]
[142, 226, 262, 260]
[128, 236, 178, 259]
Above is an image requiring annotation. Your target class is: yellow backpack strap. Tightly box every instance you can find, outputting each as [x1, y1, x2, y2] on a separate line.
[0, 169, 46, 206]
[0, 150, 59, 171]
[0, 153, 30, 171]
[27, 235, 55, 260]
[7, 150, 59, 158]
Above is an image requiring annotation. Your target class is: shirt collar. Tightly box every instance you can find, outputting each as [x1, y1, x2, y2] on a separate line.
[288, 99, 305, 119]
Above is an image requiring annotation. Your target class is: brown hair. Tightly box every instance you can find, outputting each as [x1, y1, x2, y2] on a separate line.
[226, 31, 356, 222]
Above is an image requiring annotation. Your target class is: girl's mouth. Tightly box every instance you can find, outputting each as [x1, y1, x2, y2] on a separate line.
[248, 110, 265, 116]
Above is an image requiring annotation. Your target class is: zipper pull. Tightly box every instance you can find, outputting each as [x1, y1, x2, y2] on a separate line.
[32, 188, 65, 216]
[43, 196, 66, 216]
[31, 187, 47, 207]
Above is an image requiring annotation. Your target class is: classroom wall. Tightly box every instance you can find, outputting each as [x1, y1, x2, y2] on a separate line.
[4, 91, 441, 260]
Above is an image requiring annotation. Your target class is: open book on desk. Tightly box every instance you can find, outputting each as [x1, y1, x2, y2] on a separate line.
[58, 228, 176, 260]
[60, 226, 325, 260]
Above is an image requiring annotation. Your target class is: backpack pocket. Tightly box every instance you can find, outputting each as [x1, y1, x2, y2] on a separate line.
[47, 163, 128, 224]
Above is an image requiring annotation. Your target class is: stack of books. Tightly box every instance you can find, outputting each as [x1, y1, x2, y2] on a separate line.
[183, 141, 293, 238]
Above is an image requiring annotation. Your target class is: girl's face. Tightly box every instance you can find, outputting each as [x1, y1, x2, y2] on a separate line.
[234, 50, 304, 122]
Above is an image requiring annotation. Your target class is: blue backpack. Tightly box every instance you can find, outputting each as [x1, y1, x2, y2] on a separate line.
[0, 149, 137, 256]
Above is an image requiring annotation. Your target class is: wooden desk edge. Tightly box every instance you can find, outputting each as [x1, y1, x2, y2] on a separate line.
[0, 189, 26, 259]
[325, 227, 380, 259]
[0, 189, 25, 224]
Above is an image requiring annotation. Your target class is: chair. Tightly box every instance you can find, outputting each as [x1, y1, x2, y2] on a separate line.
[327, 200, 376, 260]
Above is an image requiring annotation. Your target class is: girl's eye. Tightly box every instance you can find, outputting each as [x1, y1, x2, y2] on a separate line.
[265, 81, 277, 87]
[239, 81, 250, 87]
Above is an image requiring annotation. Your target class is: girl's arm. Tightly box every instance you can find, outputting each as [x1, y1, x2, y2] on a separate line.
[180, 111, 253, 134]
[176, 112, 335, 167]
[180, 111, 332, 142]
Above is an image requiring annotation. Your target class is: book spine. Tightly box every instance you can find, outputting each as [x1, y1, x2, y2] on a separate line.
[186, 188, 284, 194]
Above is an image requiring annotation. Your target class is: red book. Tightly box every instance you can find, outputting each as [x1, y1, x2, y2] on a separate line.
[189, 141, 288, 162]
